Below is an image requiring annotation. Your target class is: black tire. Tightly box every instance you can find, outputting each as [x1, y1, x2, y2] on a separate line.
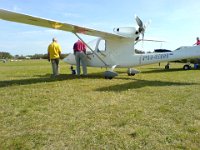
[127, 73, 135, 76]
[165, 65, 169, 69]
[183, 65, 190, 70]
[105, 76, 113, 79]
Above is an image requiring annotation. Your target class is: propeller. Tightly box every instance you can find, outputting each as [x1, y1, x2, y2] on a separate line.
[135, 15, 146, 40]
[135, 15, 151, 50]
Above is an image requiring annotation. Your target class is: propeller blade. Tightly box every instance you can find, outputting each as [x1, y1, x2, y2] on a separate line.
[135, 15, 143, 27]
[135, 16, 145, 51]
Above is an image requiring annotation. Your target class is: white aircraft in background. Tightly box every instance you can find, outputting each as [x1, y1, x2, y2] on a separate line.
[0, 59, 6, 63]
[1, 9, 200, 79]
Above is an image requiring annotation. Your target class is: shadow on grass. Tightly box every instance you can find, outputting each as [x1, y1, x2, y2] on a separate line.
[114, 67, 196, 76]
[0, 73, 104, 88]
[95, 79, 199, 92]
[141, 68, 187, 74]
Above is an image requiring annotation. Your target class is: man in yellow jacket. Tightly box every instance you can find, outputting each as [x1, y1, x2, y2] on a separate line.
[48, 38, 62, 77]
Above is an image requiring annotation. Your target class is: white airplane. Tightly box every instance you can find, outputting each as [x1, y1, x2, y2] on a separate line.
[1, 9, 200, 79]
[0, 59, 7, 63]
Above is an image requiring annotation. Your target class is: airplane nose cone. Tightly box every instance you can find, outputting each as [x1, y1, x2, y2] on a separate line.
[63, 53, 76, 65]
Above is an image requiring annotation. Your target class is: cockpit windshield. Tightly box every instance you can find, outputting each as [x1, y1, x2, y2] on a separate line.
[86, 38, 106, 54]
[86, 38, 99, 52]
[174, 46, 192, 51]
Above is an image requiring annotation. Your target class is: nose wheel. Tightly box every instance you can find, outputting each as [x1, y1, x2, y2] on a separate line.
[127, 72, 135, 76]
[165, 62, 170, 69]
[127, 68, 140, 76]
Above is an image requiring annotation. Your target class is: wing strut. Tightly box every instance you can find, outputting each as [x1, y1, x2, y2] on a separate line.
[74, 33, 108, 67]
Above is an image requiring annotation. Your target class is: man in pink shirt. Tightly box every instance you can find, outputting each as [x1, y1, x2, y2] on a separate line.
[194, 37, 200, 45]
[73, 40, 87, 76]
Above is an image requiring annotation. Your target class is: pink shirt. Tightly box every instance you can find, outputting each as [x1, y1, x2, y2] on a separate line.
[196, 40, 200, 45]
[73, 40, 86, 53]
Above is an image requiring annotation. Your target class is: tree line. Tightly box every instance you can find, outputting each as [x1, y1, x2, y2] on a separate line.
[0, 52, 68, 59]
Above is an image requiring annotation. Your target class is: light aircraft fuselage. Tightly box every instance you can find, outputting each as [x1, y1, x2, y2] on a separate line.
[0, 9, 200, 78]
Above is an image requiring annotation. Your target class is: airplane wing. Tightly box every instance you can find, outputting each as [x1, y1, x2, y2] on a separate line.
[0, 9, 125, 39]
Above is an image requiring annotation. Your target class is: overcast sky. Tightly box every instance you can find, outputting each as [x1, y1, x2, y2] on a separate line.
[0, 0, 200, 55]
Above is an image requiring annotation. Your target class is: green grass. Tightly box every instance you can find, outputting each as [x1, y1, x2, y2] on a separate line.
[0, 60, 200, 149]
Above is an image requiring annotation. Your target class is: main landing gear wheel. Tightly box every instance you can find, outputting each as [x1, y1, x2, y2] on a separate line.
[105, 76, 113, 80]
[104, 71, 118, 80]
[183, 64, 191, 70]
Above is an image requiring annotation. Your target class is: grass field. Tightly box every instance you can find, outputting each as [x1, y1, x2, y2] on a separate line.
[0, 60, 200, 149]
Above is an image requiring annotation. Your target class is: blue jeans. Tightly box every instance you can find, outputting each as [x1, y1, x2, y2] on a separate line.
[75, 52, 87, 75]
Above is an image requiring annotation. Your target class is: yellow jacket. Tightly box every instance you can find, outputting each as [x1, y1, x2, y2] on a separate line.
[48, 42, 62, 59]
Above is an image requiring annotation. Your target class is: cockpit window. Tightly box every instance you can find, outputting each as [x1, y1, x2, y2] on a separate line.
[175, 46, 191, 51]
[97, 39, 106, 52]
[86, 39, 97, 52]
[85, 38, 106, 54]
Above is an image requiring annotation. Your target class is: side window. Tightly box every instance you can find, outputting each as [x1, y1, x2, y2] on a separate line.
[86, 39, 97, 54]
[97, 40, 106, 52]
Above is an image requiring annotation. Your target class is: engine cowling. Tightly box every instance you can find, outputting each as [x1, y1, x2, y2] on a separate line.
[113, 27, 140, 40]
